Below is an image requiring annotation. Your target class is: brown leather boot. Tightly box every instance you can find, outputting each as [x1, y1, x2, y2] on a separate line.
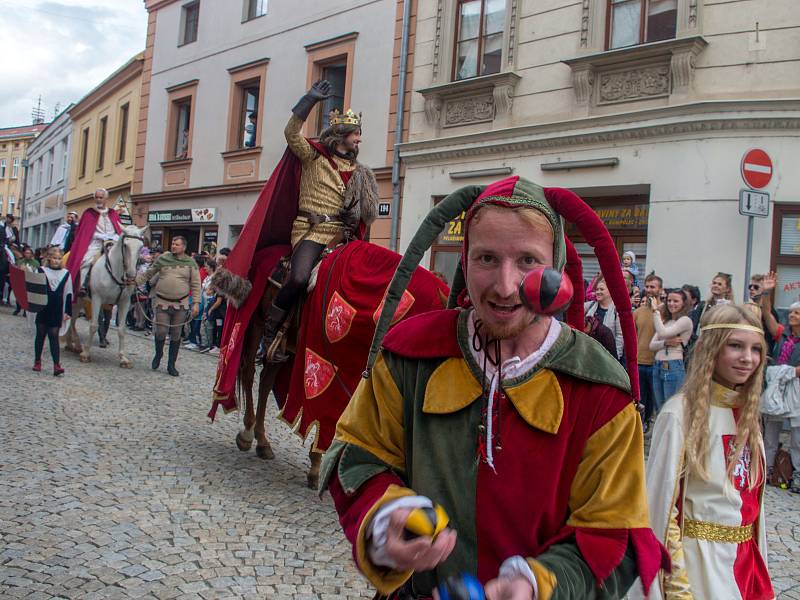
[263, 303, 290, 363]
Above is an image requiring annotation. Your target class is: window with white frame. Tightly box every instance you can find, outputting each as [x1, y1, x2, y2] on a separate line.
[48, 148, 55, 186]
[36, 158, 42, 192]
[607, 0, 677, 49]
[244, 0, 267, 21]
[61, 137, 68, 181]
[11, 158, 19, 179]
[0, 159, 5, 179]
[9, 196, 15, 214]
[454, 0, 506, 80]
[180, 1, 200, 45]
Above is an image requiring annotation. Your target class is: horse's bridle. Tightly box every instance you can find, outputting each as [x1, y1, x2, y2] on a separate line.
[105, 232, 145, 289]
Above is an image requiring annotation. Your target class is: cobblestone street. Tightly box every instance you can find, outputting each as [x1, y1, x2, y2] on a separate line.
[1, 307, 800, 599]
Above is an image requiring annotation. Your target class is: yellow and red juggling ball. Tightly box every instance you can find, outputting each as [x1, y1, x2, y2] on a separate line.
[403, 504, 450, 540]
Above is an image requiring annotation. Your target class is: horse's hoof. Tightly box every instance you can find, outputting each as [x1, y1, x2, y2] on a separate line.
[235, 432, 253, 452]
[306, 473, 319, 490]
[79, 355, 91, 363]
[256, 445, 275, 460]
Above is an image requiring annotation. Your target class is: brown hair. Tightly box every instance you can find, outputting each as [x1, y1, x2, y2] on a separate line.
[659, 288, 691, 321]
[682, 304, 766, 489]
[319, 123, 361, 159]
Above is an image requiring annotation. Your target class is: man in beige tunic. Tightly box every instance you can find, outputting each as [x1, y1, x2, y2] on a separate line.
[137, 236, 200, 376]
[262, 79, 378, 361]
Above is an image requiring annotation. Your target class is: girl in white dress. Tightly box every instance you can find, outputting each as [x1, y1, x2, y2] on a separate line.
[644, 304, 773, 600]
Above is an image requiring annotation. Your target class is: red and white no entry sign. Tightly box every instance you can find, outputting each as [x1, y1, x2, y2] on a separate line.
[741, 148, 773, 189]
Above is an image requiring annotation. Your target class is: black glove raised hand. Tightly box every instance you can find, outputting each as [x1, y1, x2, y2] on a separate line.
[308, 80, 332, 101]
[293, 80, 332, 121]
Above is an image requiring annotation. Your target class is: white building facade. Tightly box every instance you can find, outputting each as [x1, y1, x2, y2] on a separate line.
[398, 0, 800, 307]
[22, 108, 73, 249]
[133, 0, 401, 252]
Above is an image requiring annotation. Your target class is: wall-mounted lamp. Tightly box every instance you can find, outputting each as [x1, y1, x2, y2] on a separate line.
[449, 166, 514, 180]
[540, 158, 619, 171]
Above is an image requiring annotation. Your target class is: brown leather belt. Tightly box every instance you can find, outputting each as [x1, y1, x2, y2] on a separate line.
[297, 210, 342, 225]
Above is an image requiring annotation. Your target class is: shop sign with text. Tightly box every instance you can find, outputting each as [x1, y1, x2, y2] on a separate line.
[148, 207, 217, 224]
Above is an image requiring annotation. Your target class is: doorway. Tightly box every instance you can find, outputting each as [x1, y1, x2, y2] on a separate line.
[167, 228, 200, 254]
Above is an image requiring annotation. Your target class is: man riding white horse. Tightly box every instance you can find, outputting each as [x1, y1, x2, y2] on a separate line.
[65, 188, 122, 295]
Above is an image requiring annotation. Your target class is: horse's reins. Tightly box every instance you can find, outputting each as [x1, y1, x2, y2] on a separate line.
[103, 232, 144, 305]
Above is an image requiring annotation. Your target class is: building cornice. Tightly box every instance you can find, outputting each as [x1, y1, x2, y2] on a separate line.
[398, 100, 800, 164]
[69, 54, 145, 120]
[132, 181, 267, 203]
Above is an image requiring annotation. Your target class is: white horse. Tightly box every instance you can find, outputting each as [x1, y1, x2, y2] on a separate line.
[65, 224, 148, 368]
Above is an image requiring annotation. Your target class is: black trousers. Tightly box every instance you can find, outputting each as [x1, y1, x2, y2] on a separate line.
[35, 323, 60, 364]
[273, 240, 325, 311]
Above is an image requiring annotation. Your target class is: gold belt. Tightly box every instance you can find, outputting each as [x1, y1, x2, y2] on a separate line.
[684, 518, 753, 543]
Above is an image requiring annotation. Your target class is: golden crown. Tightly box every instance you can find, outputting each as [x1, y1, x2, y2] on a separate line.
[329, 108, 362, 127]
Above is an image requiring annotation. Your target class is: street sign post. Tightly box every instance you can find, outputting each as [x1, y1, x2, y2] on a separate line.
[741, 148, 773, 189]
[740, 148, 774, 301]
[739, 189, 770, 218]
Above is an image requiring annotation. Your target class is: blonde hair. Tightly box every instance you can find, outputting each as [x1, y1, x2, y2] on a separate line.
[471, 204, 554, 240]
[47, 246, 64, 258]
[682, 304, 766, 489]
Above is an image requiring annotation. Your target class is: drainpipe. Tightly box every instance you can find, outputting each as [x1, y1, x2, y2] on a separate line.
[389, 0, 412, 252]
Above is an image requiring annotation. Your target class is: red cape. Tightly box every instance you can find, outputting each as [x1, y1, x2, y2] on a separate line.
[65, 207, 122, 292]
[210, 141, 368, 420]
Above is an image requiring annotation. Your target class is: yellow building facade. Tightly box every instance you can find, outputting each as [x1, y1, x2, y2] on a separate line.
[0, 124, 46, 218]
[67, 52, 144, 218]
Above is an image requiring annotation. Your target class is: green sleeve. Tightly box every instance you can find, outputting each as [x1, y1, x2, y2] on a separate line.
[536, 541, 637, 600]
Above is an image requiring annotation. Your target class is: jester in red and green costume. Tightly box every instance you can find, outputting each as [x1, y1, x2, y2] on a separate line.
[320, 177, 669, 599]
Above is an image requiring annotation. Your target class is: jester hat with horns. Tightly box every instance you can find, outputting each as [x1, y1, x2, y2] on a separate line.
[367, 175, 640, 401]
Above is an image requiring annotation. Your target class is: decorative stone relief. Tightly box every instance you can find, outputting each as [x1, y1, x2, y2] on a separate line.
[493, 83, 515, 116]
[424, 96, 443, 124]
[444, 96, 495, 127]
[671, 50, 694, 92]
[432, 0, 444, 80]
[572, 67, 594, 105]
[417, 71, 521, 127]
[689, 0, 698, 28]
[507, 0, 518, 66]
[599, 65, 670, 104]
[580, 0, 591, 47]
[562, 36, 708, 109]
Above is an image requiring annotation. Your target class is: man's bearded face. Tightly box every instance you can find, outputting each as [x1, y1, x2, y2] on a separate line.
[465, 207, 554, 340]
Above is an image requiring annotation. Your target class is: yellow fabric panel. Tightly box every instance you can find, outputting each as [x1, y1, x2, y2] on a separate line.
[334, 352, 406, 472]
[663, 502, 694, 599]
[355, 484, 417, 594]
[423, 358, 483, 414]
[284, 114, 356, 246]
[423, 360, 564, 433]
[527, 559, 557, 600]
[567, 402, 650, 529]
[505, 369, 564, 434]
[284, 114, 317, 163]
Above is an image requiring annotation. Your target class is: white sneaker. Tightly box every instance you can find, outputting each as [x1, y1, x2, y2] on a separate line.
[185, 343, 199, 350]
[209, 347, 220, 356]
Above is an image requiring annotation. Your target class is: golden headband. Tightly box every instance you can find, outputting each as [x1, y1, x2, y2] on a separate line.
[700, 323, 764, 334]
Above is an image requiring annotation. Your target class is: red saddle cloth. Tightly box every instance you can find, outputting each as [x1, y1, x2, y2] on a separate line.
[209, 240, 449, 453]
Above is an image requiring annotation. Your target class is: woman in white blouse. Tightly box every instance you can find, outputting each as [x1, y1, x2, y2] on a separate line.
[650, 288, 694, 412]
[584, 277, 624, 360]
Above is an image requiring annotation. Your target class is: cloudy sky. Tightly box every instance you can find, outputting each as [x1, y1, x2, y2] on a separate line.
[0, 0, 148, 128]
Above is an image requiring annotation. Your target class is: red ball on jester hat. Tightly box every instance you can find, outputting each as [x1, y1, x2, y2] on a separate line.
[519, 266, 574, 316]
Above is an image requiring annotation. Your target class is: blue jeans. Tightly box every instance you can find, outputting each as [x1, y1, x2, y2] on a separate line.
[652, 359, 685, 412]
[188, 319, 202, 346]
[638, 364, 655, 421]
